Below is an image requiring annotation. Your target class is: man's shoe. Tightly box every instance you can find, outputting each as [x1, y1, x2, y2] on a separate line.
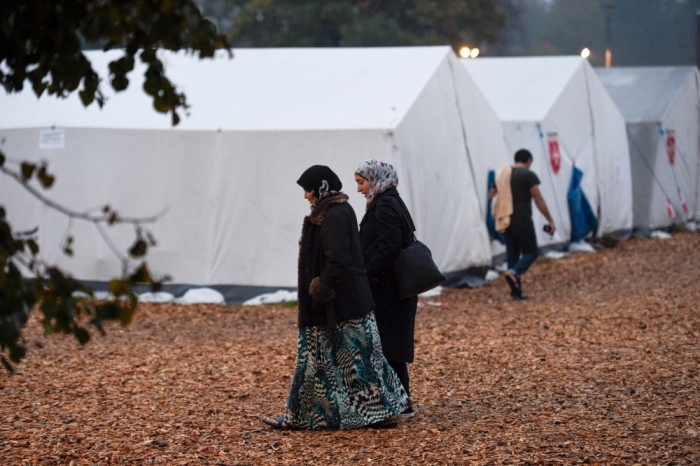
[504, 271, 520, 295]
[397, 407, 415, 419]
[510, 293, 529, 301]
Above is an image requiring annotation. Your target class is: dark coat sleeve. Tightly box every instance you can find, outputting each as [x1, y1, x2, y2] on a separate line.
[318, 207, 352, 290]
[365, 198, 403, 280]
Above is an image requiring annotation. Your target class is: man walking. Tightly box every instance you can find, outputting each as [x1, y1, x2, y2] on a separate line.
[489, 149, 555, 300]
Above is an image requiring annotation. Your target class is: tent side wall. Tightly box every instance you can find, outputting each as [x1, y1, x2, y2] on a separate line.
[540, 65, 598, 242]
[0, 127, 392, 297]
[0, 127, 193, 280]
[448, 54, 512, 261]
[583, 63, 634, 236]
[392, 54, 492, 276]
[624, 72, 700, 230]
[204, 129, 392, 288]
[596, 66, 700, 230]
[626, 122, 673, 229]
[661, 70, 700, 224]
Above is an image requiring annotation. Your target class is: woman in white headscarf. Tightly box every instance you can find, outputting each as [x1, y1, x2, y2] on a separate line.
[354, 159, 418, 419]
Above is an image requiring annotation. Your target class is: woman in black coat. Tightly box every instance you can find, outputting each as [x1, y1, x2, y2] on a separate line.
[354, 159, 418, 418]
[262, 165, 409, 430]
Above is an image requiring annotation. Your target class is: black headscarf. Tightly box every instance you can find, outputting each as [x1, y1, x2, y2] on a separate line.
[296, 165, 343, 202]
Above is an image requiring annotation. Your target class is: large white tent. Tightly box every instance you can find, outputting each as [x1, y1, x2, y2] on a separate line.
[461, 56, 634, 249]
[0, 46, 500, 301]
[596, 66, 700, 230]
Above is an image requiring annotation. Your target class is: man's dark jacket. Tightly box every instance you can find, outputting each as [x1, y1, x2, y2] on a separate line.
[298, 193, 375, 328]
[358, 187, 418, 363]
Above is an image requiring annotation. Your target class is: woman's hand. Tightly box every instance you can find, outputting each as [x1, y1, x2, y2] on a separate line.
[309, 277, 336, 307]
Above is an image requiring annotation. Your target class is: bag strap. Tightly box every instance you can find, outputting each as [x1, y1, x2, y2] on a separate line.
[385, 197, 416, 244]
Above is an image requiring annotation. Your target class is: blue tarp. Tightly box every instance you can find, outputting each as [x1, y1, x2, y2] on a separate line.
[486, 170, 505, 245]
[567, 166, 598, 242]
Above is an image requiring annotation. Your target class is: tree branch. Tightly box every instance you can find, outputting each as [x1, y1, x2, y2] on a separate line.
[1, 165, 168, 224]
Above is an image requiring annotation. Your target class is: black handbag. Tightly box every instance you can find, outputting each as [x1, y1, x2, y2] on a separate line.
[391, 201, 446, 298]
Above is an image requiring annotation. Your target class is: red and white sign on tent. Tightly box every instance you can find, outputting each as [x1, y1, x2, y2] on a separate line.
[547, 133, 561, 174]
[666, 130, 676, 165]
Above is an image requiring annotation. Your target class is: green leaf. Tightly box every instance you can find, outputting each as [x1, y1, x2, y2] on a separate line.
[129, 263, 153, 284]
[20, 162, 36, 180]
[111, 75, 129, 91]
[79, 89, 94, 107]
[95, 302, 119, 320]
[129, 239, 148, 258]
[27, 239, 39, 256]
[1, 356, 14, 374]
[37, 165, 55, 188]
[73, 326, 90, 345]
[117, 302, 136, 326]
[92, 318, 106, 337]
[109, 279, 130, 297]
[9, 343, 26, 363]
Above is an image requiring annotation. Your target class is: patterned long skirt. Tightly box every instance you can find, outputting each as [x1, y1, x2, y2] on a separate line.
[284, 311, 409, 430]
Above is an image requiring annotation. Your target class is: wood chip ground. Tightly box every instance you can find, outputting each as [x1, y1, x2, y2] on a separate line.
[2, 233, 699, 465]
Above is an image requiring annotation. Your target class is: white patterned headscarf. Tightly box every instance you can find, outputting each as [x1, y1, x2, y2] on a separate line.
[355, 159, 399, 207]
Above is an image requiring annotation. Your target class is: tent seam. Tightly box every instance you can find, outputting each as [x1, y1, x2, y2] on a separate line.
[446, 55, 484, 220]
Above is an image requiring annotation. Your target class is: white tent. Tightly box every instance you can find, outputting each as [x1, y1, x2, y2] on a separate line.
[461, 56, 634, 249]
[0, 46, 498, 301]
[596, 66, 700, 230]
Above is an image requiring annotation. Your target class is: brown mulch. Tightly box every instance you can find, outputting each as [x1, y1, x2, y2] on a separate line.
[1, 234, 699, 465]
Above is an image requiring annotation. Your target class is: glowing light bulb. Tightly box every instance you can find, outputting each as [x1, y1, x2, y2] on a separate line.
[459, 46, 471, 58]
[581, 48, 591, 58]
[470, 48, 480, 58]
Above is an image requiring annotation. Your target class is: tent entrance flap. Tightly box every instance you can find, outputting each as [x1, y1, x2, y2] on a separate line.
[567, 166, 598, 242]
[485, 170, 505, 245]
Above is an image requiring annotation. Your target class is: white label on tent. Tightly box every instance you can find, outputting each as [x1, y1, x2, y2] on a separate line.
[39, 129, 65, 149]
[615, 163, 623, 183]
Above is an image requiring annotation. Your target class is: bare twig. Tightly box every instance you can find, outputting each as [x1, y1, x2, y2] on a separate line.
[95, 221, 129, 271]
[0, 165, 168, 224]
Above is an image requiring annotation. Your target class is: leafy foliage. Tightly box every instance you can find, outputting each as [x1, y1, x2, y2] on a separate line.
[1, 0, 226, 372]
[228, 0, 505, 50]
[0, 0, 230, 125]
[0, 152, 170, 372]
[0, 152, 167, 373]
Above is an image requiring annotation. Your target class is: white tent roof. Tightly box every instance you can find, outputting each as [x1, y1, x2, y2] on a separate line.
[596, 66, 698, 123]
[1, 47, 449, 131]
[461, 56, 584, 122]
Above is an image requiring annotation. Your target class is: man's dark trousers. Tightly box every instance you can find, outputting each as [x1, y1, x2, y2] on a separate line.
[504, 220, 538, 277]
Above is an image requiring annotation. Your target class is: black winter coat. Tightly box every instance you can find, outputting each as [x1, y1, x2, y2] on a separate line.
[358, 187, 418, 363]
[298, 193, 375, 329]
